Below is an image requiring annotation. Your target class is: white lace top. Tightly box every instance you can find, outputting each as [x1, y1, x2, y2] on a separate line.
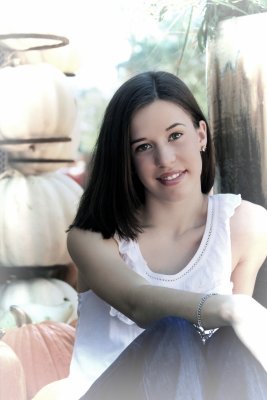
[67, 193, 241, 398]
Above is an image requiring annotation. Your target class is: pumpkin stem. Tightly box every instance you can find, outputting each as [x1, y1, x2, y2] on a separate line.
[10, 305, 32, 327]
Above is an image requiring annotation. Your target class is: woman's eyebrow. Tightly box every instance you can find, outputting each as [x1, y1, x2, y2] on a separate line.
[130, 137, 146, 145]
[166, 122, 185, 131]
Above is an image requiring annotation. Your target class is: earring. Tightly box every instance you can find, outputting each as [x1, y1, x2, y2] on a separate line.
[201, 145, 206, 152]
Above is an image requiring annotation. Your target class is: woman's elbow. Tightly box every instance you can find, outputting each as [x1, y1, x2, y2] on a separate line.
[127, 287, 155, 329]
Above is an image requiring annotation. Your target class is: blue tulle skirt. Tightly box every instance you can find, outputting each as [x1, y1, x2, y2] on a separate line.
[81, 317, 267, 399]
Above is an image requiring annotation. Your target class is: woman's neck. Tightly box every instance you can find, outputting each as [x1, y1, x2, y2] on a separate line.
[141, 192, 209, 236]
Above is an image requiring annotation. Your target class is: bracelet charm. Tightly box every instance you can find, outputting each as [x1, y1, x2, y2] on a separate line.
[193, 293, 218, 345]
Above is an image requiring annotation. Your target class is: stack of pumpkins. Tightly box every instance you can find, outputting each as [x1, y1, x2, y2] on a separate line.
[0, 44, 83, 399]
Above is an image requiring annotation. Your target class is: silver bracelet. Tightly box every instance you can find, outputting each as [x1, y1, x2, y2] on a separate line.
[193, 293, 218, 345]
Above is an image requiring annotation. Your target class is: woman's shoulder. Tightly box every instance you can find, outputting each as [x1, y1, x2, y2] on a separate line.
[67, 226, 99, 241]
[67, 226, 115, 243]
[229, 199, 267, 293]
[67, 227, 98, 252]
[232, 199, 267, 236]
[67, 228, 120, 292]
[67, 228, 119, 263]
[213, 193, 267, 236]
[230, 199, 267, 263]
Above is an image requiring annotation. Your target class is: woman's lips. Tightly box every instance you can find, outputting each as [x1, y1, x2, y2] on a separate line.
[157, 170, 186, 185]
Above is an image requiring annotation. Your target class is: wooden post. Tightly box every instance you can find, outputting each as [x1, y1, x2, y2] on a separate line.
[207, 13, 267, 306]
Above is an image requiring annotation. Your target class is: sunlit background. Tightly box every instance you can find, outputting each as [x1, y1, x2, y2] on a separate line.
[1, 0, 207, 153]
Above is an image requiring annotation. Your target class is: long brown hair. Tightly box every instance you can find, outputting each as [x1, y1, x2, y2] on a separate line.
[69, 71, 215, 239]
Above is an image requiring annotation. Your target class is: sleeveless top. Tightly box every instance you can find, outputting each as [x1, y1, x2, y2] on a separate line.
[68, 193, 241, 397]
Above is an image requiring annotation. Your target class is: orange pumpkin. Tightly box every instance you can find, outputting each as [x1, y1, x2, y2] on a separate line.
[0, 332, 27, 400]
[2, 311, 76, 399]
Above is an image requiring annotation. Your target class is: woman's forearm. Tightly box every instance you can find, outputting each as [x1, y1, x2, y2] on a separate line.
[129, 284, 232, 329]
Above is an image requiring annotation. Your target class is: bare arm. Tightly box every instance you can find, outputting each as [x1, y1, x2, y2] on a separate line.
[67, 228, 230, 329]
[67, 201, 267, 330]
[225, 200, 267, 371]
[230, 200, 267, 295]
[67, 201, 267, 370]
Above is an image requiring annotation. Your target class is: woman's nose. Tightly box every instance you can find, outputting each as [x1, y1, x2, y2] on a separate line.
[155, 145, 176, 167]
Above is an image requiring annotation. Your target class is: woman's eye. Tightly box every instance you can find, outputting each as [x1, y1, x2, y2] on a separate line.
[135, 143, 152, 152]
[169, 132, 182, 141]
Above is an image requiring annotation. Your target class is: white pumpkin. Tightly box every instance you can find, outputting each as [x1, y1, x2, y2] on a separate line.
[0, 169, 83, 267]
[0, 278, 78, 323]
[0, 63, 77, 145]
[5, 114, 81, 175]
[0, 301, 74, 328]
[17, 43, 80, 75]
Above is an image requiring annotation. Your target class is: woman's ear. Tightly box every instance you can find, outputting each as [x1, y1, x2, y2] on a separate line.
[197, 120, 207, 149]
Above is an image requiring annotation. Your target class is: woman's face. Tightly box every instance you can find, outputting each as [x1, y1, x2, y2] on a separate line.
[130, 100, 207, 203]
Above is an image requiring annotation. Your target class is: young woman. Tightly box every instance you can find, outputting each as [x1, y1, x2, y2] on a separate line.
[34, 71, 267, 399]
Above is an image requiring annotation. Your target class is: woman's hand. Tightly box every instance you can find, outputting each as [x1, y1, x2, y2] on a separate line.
[222, 294, 267, 372]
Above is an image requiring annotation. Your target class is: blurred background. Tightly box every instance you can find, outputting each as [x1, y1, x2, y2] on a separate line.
[1, 1, 267, 398]
[0, 0, 208, 153]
